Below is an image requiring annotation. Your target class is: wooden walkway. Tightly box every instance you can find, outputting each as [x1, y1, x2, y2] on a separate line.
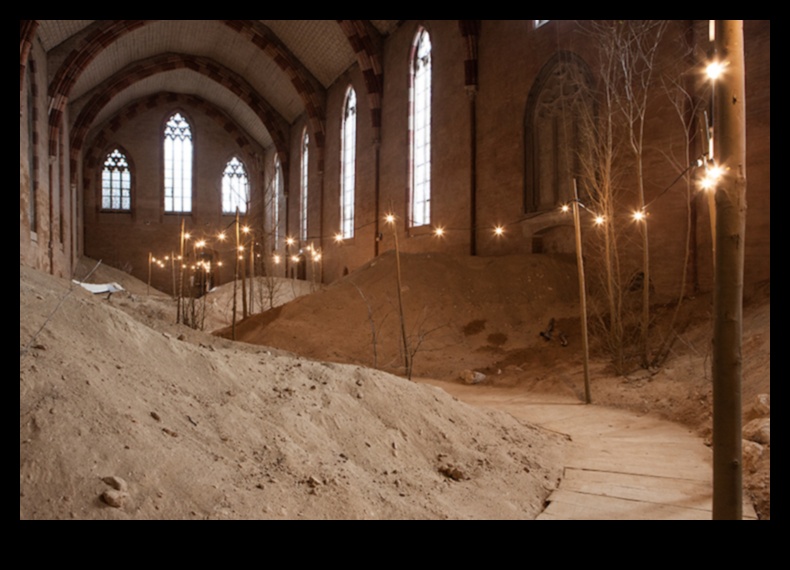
[420, 380, 757, 520]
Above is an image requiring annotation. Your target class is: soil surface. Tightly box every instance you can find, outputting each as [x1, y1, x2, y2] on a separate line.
[20, 252, 770, 519]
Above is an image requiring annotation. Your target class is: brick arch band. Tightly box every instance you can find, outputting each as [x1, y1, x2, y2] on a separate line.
[81, 92, 261, 174]
[20, 20, 39, 92]
[70, 54, 290, 174]
[46, 20, 326, 159]
[337, 20, 384, 140]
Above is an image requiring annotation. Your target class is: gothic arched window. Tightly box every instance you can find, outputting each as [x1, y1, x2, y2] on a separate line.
[525, 54, 594, 213]
[221, 156, 249, 215]
[410, 28, 432, 227]
[272, 156, 283, 250]
[163, 112, 193, 213]
[101, 148, 132, 211]
[340, 87, 357, 239]
[300, 130, 309, 242]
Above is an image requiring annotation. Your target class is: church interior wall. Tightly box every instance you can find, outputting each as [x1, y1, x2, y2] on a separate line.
[20, 21, 770, 301]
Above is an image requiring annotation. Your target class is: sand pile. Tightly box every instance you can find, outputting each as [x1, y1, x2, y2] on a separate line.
[20, 263, 568, 520]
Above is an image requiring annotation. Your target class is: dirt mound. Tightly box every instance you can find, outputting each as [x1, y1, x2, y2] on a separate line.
[19, 263, 568, 520]
[217, 251, 582, 382]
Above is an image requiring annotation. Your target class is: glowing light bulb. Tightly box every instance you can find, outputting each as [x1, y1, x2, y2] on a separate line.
[217, 232, 226, 241]
[286, 237, 296, 246]
[334, 233, 344, 243]
[273, 255, 281, 265]
[242, 226, 250, 234]
[594, 216, 605, 226]
[196, 240, 206, 248]
[633, 210, 645, 222]
[706, 60, 725, 80]
[184, 233, 191, 240]
[385, 214, 396, 224]
[291, 256, 300, 263]
[561, 204, 570, 213]
[434, 227, 445, 237]
[494, 226, 505, 236]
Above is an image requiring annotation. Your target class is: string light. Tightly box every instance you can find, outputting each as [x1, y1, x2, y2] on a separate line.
[286, 237, 296, 246]
[385, 214, 396, 224]
[433, 226, 445, 237]
[706, 60, 726, 80]
[217, 232, 226, 241]
[632, 210, 646, 222]
[561, 204, 570, 213]
[334, 233, 344, 244]
[594, 215, 605, 226]
[493, 226, 505, 236]
[700, 162, 724, 191]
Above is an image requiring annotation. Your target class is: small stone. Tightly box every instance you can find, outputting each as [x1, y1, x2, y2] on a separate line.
[150, 411, 161, 421]
[100, 489, 128, 508]
[459, 370, 486, 385]
[102, 476, 128, 492]
[743, 418, 770, 445]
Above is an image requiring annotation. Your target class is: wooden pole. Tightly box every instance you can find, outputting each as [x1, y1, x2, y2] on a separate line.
[147, 252, 152, 296]
[170, 251, 177, 299]
[711, 20, 746, 521]
[232, 208, 239, 340]
[249, 236, 255, 314]
[389, 216, 411, 379]
[177, 219, 185, 324]
[572, 180, 592, 404]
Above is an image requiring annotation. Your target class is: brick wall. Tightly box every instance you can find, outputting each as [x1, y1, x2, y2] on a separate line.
[21, 20, 770, 298]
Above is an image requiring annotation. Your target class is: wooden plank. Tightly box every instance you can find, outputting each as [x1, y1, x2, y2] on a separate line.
[561, 468, 713, 510]
[540, 489, 712, 520]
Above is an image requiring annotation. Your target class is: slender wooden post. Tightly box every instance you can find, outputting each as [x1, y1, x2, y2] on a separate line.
[232, 208, 239, 340]
[572, 181, 592, 404]
[388, 215, 411, 379]
[170, 251, 177, 299]
[177, 219, 185, 324]
[147, 252, 152, 296]
[711, 20, 746, 521]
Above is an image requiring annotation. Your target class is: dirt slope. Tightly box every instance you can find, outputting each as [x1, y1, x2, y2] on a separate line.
[20, 263, 568, 520]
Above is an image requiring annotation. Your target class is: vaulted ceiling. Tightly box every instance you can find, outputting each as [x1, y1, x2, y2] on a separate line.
[26, 20, 404, 157]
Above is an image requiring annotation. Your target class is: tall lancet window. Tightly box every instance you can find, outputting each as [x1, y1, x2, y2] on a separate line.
[410, 28, 432, 227]
[340, 87, 357, 239]
[222, 156, 249, 214]
[273, 156, 283, 250]
[101, 149, 132, 211]
[163, 112, 193, 213]
[300, 130, 309, 242]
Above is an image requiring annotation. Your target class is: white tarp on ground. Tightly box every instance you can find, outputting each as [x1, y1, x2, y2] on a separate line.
[72, 281, 125, 294]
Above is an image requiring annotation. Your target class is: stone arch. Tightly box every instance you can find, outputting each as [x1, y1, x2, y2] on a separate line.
[337, 20, 384, 140]
[48, 20, 325, 158]
[70, 54, 289, 169]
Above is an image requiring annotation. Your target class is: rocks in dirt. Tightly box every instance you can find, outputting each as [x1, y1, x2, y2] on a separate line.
[743, 418, 770, 445]
[438, 464, 468, 481]
[459, 370, 486, 385]
[100, 476, 129, 508]
[745, 393, 770, 421]
[742, 440, 764, 473]
[102, 475, 128, 492]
